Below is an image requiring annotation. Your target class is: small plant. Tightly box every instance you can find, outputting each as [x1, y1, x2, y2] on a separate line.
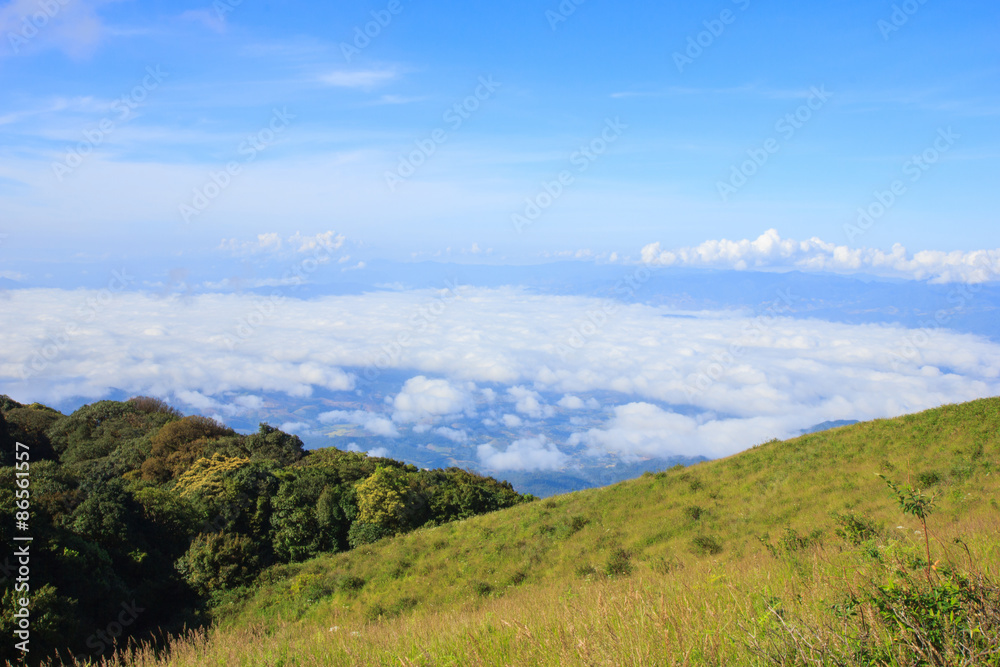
[363, 602, 387, 622]
[879, 474, 936, 582]
[575, 564, 597, 578]
[833, 511, 880, 546]
[555, 514, 589, 539]
[604, 548, 633, 576]
[778, 527, 823, 553]
[651, 555, 683, 575]
[916, 470, 943, 488]
[690, 535, 723, 556]
[683, 505, 704, 521]
[337, 574, 366, 593]
[473, 581, 494, 597]
[508, 569, 527, 586]
[388, 596, 418, 616]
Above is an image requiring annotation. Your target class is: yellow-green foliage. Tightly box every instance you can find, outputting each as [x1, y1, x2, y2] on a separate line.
[60, 397, 1000, 666]
[355, 466, 407, 528]
[173, 453, 251, 498]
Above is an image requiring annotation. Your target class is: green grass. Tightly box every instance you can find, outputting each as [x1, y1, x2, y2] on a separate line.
[72, 397, 1000, 666]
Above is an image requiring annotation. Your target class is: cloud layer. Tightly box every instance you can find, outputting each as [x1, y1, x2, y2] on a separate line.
[2, 286, 998, 467]
[640, 229, 1000, 284]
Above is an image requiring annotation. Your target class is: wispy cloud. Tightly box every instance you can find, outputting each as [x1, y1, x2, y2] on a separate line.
[1, 0, 116, 59]
[319, 69, 398, 89]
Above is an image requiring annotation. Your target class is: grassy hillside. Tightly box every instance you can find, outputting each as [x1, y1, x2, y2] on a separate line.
[82, 398, 1000, 665]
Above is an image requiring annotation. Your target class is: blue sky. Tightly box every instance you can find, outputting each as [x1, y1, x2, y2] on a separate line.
[2, 0, 1000, 476]
[1, 0, 999, 271]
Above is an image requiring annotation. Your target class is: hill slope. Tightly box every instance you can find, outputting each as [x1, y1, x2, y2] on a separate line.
[99, 398, 1000, 665]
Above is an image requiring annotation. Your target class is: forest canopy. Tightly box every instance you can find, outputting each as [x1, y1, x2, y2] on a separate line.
[0, 395, 531, 664]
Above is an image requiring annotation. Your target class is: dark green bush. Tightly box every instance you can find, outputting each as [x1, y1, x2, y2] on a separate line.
[916, 470, 943, 488]
[691, 535, 723, 556]
[684, 505, 704, 521]
[605, 548, 633, 576]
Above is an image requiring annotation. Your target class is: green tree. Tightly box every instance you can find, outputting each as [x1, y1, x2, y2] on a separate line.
[176, 532, 264, 596]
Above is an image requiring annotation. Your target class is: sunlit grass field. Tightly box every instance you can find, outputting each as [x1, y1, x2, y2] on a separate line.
[67, 397, 1000, 666]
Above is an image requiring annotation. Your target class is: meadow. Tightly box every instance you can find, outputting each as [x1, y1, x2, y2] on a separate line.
[67, 397, 1000, 666]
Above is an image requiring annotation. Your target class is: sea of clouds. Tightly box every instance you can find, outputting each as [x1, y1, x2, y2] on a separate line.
[3, 283, 999, 471]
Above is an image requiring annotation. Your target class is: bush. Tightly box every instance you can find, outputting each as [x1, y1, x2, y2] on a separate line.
[337, 574, 366, 592]
[684, 505, 704, 521]
[691, 535, 723, 556]
[833, 512, 880, 546]
[604, 548, 633, 576]
[176, 532, 264, 596]
[916, 470, 943, 488]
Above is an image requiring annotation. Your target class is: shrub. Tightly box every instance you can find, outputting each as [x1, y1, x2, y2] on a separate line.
[684, 505, 704, 521]
[691, 535, 723, 556]
[604, 548, 633, 576]
[916, 469, 943, 488]
[176, 532, 264, 596]
[337, 575, 366, 592]
[364, 603, 387, 622]
[833, 512, 880, 546]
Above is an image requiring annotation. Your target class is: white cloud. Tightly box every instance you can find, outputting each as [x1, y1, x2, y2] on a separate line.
[234, 394, 265, 410]
[0, 0, 114, 59]
[1, 287, 998, 461]
[346, 442, 390, 458]
[392, 376, 476, 424]
[319, 410, 400, 437]
[641, 229, 1000, 284]
[568, 402, 787, 460]
[478, 435, 568, 472]
[220, 231, 345, 257]
[434, 426, 469, 443]
[558, 394, 585, 409]
[279, 421, 312, 435]
[319, 69, 397, 89]
[501, 413, 523, 428]
[507, 385, 554, 419]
